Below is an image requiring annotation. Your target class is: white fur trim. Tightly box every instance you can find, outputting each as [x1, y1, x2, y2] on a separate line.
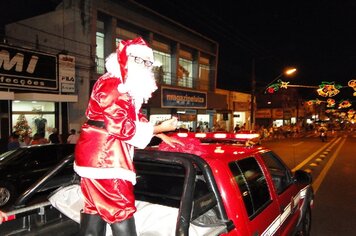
[126, 45, 154, 61]
[74, 163, 136, 185]
[117, 83, 128, 93]
[105, 53, 121, 78]
[125, 121, 154, 149]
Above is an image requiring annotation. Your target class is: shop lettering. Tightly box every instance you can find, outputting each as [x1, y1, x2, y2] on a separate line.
[0, 76, 45, 86]
[166, 94, 204, 103]
[61, 76, 75, 82]
[0, 50, 39, 74]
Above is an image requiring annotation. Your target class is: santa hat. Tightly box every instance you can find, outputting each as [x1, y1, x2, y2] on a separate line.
[117, 37, 153, 82]
[105, 37, 153, 82]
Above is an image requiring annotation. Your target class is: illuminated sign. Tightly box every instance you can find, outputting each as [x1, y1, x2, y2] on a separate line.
[161, 87, 207, 109]
[0, 44, 57, 91]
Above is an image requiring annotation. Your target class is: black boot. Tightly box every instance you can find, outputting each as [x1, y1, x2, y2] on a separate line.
[79, 213, 107, 236]
[110, 217, 137, 236]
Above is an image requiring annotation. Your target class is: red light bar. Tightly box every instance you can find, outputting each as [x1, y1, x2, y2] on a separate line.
[234, 133, 260, 139]
[195, 133, 207, 138]
[176, 133, 188, 137]
[213, 133, 227, 138]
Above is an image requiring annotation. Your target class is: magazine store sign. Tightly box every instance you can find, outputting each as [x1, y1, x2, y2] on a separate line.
[161, 87, 207, 109]
[0, 44, 58, 91]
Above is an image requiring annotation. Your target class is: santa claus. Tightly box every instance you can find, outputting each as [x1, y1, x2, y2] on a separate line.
[74, 37, 182, 236]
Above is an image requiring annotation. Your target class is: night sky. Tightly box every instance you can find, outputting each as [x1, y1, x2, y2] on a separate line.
[135, 0, 356, 101]
[2, 1, 356, 102]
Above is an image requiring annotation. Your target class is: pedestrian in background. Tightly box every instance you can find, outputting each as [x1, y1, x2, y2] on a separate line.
[67, 129, 79, 144]
[19, 134, 32, 147]
[31, 133, 48, 145]
[7, 132, 20, 151]
[49, 128, 62, 144]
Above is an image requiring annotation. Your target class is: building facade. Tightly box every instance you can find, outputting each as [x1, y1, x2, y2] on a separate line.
[0, 0, 251, 152]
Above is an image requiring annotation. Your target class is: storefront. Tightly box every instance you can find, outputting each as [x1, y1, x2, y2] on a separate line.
[145, 86, 226, 132]
[0, 44, 78, 145]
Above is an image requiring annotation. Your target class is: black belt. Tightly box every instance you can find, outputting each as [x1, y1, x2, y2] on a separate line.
[87, 120, 106, 129]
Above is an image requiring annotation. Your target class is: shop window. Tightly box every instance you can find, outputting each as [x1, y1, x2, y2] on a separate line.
[199, 64, 209, 90]
[11, 101, 56, 140]
[178, 58, 193, 88]
[96, 31, 105, 74]
[153, 50, 171, 85]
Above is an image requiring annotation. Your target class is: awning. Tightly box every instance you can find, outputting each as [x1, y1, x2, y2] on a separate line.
[0, 91, 15, 100]
[14, 93, 78, 102]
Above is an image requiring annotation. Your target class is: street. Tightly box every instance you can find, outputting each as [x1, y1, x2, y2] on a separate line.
[264, 131, 356, 235]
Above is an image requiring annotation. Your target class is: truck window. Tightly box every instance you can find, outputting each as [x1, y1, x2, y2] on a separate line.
[229, 157, 271, 219]
[261, 151, 293, 194]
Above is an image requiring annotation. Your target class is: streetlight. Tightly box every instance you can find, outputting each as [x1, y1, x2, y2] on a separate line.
[250, 66, 297, 130]
[265, 67, 297, 91]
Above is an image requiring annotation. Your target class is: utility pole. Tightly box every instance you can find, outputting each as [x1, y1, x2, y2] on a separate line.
[250, 58, 256, 130]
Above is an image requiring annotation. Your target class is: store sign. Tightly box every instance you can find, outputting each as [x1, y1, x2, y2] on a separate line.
[0, 44, 57, 91]
[255, 109, 272, 118]
[272, 109, 283, 119]
[233, 101, 249, 111]
[59, 54, 76, 93]
[161, 87, 207, 109]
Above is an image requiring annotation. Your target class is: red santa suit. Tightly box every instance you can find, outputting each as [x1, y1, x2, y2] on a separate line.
[74, 37, 156, 224]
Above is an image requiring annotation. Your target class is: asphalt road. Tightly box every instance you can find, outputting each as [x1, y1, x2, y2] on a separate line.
[263, 131, 356, 236]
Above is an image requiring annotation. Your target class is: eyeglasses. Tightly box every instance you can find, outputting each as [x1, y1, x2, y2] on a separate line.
[129, 55, 153, 67]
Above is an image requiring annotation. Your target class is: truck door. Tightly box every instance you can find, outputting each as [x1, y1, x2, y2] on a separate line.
[229, 156, 281, 236]
[261, 151, 303, 235]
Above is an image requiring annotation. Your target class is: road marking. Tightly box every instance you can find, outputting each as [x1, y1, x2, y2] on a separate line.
[291, 142, 304, 146]
[312, 138, 346, 194]
[291, 137, 340, 172]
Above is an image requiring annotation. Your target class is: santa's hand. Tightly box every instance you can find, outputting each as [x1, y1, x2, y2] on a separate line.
[0, 211, 8, 224]
[154, 117, 178, 134]
[156, 133, 184, 148]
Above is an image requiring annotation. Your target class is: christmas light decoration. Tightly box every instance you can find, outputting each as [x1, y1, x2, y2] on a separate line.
[317, 81, 341, 97]
[348, 79, 356, 96]
[327, 98, 335, 107]
[338, 100, 352, 109]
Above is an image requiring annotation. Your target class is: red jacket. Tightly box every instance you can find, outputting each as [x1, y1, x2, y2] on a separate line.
[74, 74, 153, 184]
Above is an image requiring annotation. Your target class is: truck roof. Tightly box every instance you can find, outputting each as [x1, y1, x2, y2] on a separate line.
[151, 131, 268, 164]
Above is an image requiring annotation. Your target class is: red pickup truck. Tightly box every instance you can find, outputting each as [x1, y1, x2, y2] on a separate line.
[0, 132, 313, 236]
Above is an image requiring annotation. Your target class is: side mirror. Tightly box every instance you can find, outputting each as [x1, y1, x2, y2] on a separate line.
[294, 170, 312, 185]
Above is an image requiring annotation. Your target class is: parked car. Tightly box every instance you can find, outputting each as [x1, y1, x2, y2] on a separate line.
[0, 143, 75, 209]
[1, 134, 313, 235]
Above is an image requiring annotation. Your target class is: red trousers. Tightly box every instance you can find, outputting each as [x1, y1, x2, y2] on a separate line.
[80, 178, 136, 224]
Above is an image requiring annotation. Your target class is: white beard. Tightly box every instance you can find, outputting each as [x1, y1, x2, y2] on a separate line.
[125, 63, 157, 112]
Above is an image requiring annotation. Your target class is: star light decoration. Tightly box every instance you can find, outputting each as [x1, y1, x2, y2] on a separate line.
[317, 81, 342, 97]
[266, 80, 343, 98]
[280, 81, 289, 89]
